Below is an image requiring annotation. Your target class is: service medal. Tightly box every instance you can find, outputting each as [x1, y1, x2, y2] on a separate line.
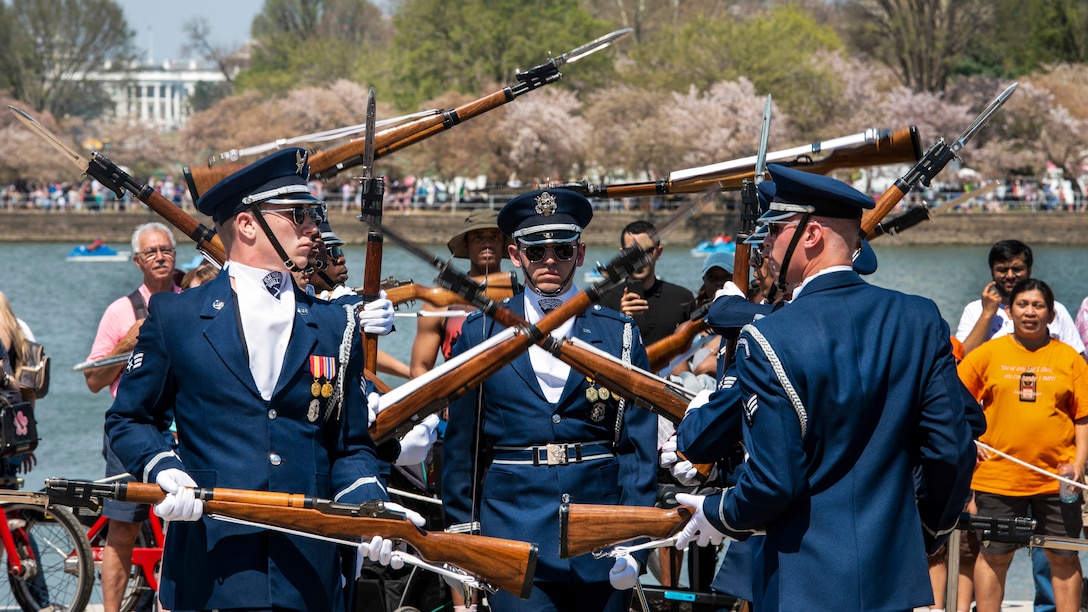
[590, 403, 606, 422]
[307, 399, 320, 422]
[311, 380, 322, 397]
[321, 382, 334, 398]
[585, 387, 599, 402]
[598, 387, 611, 401]
[309, 355, 337, 399]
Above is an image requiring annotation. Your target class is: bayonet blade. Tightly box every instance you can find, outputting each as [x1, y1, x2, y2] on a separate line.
[9, 106, 87, 170]
[558, 28, 632, 65]
[951, 82, 1018, 154]
[753, 95, 772, 185]
[361, 87, 377, 179]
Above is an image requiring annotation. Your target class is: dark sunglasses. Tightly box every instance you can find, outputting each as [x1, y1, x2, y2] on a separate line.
[765, 220, 800, 238]
[327, 246, 345, 260]
[522, 243, 576, 263]
[262, 205, 327, 226]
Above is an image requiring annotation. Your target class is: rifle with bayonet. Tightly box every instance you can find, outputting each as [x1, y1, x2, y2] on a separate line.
[357, 88, 385, 377]
[643, 97, 773, 373]
[9, 106, 226, 264]
[860, 83, 1018, 236]
[371, 199, 708, 442]
[37, 478, 537, 599]
[185, 29, 632, 196]
[553, 126, 921, 199]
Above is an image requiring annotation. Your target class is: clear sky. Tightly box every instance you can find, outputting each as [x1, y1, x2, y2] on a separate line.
[114, 0, 265, 63]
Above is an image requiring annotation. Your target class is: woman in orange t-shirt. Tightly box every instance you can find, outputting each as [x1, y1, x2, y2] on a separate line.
[959, 278, 1088, 612]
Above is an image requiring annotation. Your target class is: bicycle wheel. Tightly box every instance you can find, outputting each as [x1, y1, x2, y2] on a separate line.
[2, 503, 94, 612]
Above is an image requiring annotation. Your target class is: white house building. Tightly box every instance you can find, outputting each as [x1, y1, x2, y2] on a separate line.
[84, 60, 227, 130]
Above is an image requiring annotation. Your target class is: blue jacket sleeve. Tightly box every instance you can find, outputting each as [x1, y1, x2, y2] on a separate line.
[913, 311, 980, 552]
[331, 367, 390, 505]
[105, 302, 183, 483]
[677, 358, 744, 464]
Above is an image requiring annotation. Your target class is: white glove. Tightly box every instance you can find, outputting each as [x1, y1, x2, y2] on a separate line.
[366, 391, 381, 428]
[154, 468, 203, 522]
[660, 435, 715, 486]
[687, 388, 713, 413]
[713, 281, 746, 300]
[356, 535, 403, 571]
[386, 501, 426, 528]
[608, 554, 640, 590]
[673, 492, 725, 550]
[358, 290, 394, 335]
[395, 414, 440, 466]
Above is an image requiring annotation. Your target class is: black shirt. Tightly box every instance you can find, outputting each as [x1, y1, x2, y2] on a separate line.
[599, 278, 695, 345]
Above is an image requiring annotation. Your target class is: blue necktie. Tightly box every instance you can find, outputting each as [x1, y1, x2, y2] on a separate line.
[263, 271, 283, 299]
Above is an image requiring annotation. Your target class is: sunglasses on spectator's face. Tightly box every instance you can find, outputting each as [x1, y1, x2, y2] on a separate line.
[521, 243, 576, 263]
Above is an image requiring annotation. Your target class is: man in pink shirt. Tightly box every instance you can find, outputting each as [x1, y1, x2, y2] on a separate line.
[84, 221, 180, 612]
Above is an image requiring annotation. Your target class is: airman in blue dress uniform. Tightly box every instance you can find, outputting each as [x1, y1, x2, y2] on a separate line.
[441, 189, 658, 612]
[106, 148, 400, 612]
[672, 164, 982, 611]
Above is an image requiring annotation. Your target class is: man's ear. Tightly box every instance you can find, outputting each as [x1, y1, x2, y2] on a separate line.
[508, 243, 523, 269]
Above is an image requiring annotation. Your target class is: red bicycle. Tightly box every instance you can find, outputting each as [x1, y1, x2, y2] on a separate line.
[0, 475, 94, 611]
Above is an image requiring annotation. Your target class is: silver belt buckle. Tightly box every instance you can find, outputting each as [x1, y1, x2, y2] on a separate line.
[545, 443, 568, 466]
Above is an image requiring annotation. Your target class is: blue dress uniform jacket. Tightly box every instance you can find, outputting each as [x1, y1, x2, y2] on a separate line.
[105, 270, 388, 612]
[698, 270, 980, 612]
[442, 296, 658, 585]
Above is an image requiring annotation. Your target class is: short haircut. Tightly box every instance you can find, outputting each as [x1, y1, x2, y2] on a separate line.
[131, 222, 177, 254]
[988, 239, 1032, 269]
[620, 220, 657, 248]
[1009, 278, 1054, 312]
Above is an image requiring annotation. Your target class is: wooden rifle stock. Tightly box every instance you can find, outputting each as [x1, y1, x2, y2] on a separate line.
[382, 272, 519, 308]
[559, 502, 690, 558]
[49, 480, 536, 599]
[645, 303, 711, 373]
[557, 126, 922, 199]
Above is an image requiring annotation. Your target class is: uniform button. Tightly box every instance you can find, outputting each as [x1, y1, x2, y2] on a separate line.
[270, 453, 282, 466]
[551, 414, 561, 424]
[268, 409, 277, 419]
[561, 493, 571, 503]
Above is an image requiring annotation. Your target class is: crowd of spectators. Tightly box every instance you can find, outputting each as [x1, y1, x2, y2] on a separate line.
[1, 175, 1086, 214]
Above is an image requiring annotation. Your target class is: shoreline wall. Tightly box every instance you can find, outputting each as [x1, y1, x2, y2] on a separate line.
[2, 209, 1087, 246]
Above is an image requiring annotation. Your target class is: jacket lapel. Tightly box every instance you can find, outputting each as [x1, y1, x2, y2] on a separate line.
[200, 273, 260, 396]
[273, 289, 320, 398]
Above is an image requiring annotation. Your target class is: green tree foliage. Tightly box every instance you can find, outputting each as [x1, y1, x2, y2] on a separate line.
[842, 0, 991, 93]
[622, 6, 842, 138]
[954, 0, 1088, 78]
[388, 0, 616, 109]
[0, 0, 135, 119]
[238, 0, 391, 95]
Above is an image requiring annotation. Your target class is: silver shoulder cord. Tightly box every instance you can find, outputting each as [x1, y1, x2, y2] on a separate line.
[325, 303, 358, 423]
[613, 321, 633, 445]
[208, 513, 497, 594]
